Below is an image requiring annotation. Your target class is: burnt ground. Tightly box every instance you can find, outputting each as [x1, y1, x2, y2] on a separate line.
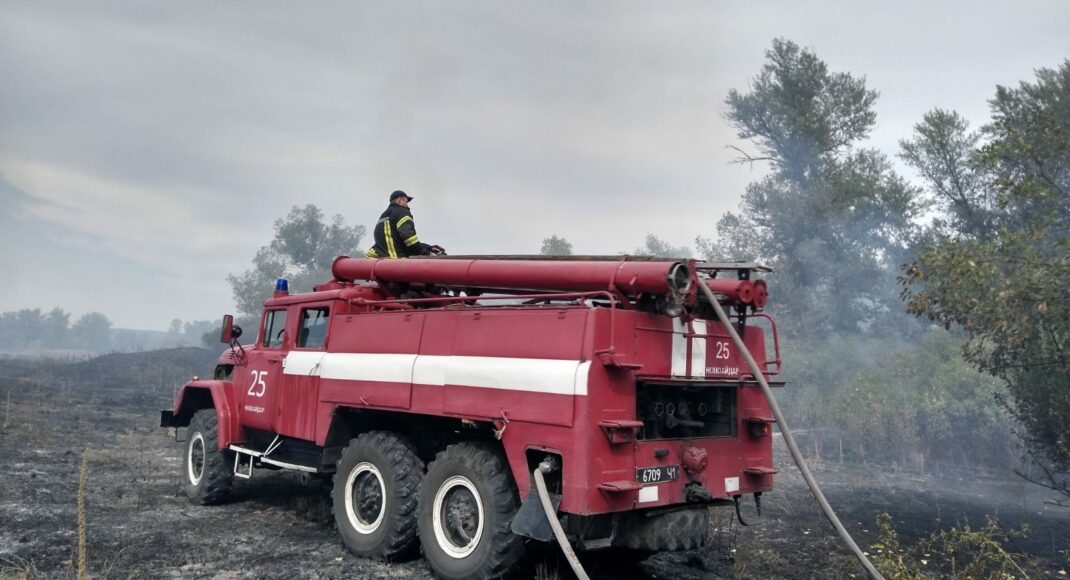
[0, 348, 1067, 579]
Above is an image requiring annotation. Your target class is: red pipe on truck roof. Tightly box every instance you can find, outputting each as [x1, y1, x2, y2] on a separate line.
[331, 257, 691, 296]
[706, 279, 755, 305]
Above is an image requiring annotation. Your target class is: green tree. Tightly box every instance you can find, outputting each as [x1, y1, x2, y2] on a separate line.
[178, 319, 219, 348]
[724, 39, 876, 179]
[695, 212, 763, 262]
[72, 312, 112, 352]
[167, 318, 185, 347]
[0, 309, 39, 349]
[540, 234, 574, 256]
[43, 307, 71, 348]
[902, 61, 1070, 485]
[711, 39, 922, 334]
[228, 204, 365, 320]
[7, 308, 44, 349]
[201, 326, 222, 347]
[899, 109, 996, 237]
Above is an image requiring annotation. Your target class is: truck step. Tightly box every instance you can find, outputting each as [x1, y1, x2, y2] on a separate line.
[229, 438, 320, 477]
[232, 449, 255, 479]
[597, 480, 643, 493]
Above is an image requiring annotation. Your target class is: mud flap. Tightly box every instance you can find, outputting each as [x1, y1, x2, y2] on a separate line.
[160, 410, 178, 427]
[510, 488, 561, 542]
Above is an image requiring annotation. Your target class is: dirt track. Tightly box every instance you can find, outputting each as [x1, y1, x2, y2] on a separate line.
[0, 349, 1066, 578]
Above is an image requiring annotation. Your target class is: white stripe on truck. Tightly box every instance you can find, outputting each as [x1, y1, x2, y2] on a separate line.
[672, 318, 708, 378]
[282, 352, 591, 396]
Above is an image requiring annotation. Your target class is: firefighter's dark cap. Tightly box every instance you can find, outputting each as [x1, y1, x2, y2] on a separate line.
[390, 190, 413, 202]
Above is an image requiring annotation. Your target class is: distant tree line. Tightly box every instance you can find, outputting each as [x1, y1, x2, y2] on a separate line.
[0, 308, 221, 353]
[168, 319, 220, 348]
[538, 233, 691, 257]
[0, 308, 112, 352]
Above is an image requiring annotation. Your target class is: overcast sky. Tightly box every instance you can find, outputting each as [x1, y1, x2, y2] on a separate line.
[1, 1, 1067, 330]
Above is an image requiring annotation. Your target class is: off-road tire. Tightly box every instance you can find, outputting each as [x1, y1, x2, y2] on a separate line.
[183, 409, 233, 505]
[332, 431, 424, 561]
[615, 507, 709, 551]
[418, 441, 524, 580]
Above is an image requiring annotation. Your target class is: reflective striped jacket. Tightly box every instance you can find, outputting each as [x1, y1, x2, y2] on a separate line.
[366, 203, 431, 258]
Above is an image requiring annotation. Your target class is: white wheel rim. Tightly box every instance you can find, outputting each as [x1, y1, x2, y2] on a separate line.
[187, 432, 205, 486]
[432, 475, 484, 559]
[344, 462, 386, 534]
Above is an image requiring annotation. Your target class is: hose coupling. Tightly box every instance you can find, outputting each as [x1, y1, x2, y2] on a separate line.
[538, 455, 560, 474]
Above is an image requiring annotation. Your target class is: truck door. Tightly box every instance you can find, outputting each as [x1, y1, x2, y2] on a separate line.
[239, 308, 287, 433]
[275, 304, 330, 440]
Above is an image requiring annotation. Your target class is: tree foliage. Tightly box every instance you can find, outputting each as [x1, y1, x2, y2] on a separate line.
[902, 61, 1070, 472]
[0, 308, 114, 352]
[539, 234, 574, 256]
[725, 38, 877, 177]
[228, 204, 365, 319]
[781, 331, 1017, 470]
[71, 312, 113, 351]
[709, 39, 921, 334]
[632, 234, 690, 258]
[899, 109, 995, 237]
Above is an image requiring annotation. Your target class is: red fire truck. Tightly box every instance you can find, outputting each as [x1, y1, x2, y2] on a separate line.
[161, 255, 780, 579]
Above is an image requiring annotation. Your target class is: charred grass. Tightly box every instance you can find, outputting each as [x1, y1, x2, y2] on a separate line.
[0, 349, 1066, 579]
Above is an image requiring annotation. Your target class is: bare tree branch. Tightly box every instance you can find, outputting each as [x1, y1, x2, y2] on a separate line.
[725, 145, 777, 166]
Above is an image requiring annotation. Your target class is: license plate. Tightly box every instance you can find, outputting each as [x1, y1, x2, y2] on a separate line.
[636, 465, 679, 484]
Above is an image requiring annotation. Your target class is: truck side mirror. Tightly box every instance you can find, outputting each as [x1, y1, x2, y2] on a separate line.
[220, 314, 234, 343]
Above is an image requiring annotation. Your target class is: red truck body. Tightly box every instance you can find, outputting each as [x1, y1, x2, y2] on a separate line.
[164, 255, 780, 577]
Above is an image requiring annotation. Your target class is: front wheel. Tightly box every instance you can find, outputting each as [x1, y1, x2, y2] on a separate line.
[418, 442, 524, 580]
[183, 409, 233, 505]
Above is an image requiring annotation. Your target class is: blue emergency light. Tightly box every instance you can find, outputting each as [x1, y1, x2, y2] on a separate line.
[275, 278, 289, 293]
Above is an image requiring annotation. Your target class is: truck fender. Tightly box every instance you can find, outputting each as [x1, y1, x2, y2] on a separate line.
[162, 380, 241, 449]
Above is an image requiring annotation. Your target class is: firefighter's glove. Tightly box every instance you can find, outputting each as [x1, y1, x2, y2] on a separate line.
[430, 245, 446, 255]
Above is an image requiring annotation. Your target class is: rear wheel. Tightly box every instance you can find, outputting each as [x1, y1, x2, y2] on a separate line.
[183, 409, 232, 505]
[332, 431, 424, 561]
[418, 442, 524, 580]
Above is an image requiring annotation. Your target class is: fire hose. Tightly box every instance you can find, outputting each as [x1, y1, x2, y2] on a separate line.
[534, 458, 590, 580]
[699, 281, 885, 580]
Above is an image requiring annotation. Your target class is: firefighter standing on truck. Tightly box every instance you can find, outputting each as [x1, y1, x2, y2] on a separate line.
[365, 190, 443, 258]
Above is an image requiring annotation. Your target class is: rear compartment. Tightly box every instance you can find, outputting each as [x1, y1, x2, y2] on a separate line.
[564, 377, 777, 551]
[636, 380, 737, 440]
[557, 307, 780, 551]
